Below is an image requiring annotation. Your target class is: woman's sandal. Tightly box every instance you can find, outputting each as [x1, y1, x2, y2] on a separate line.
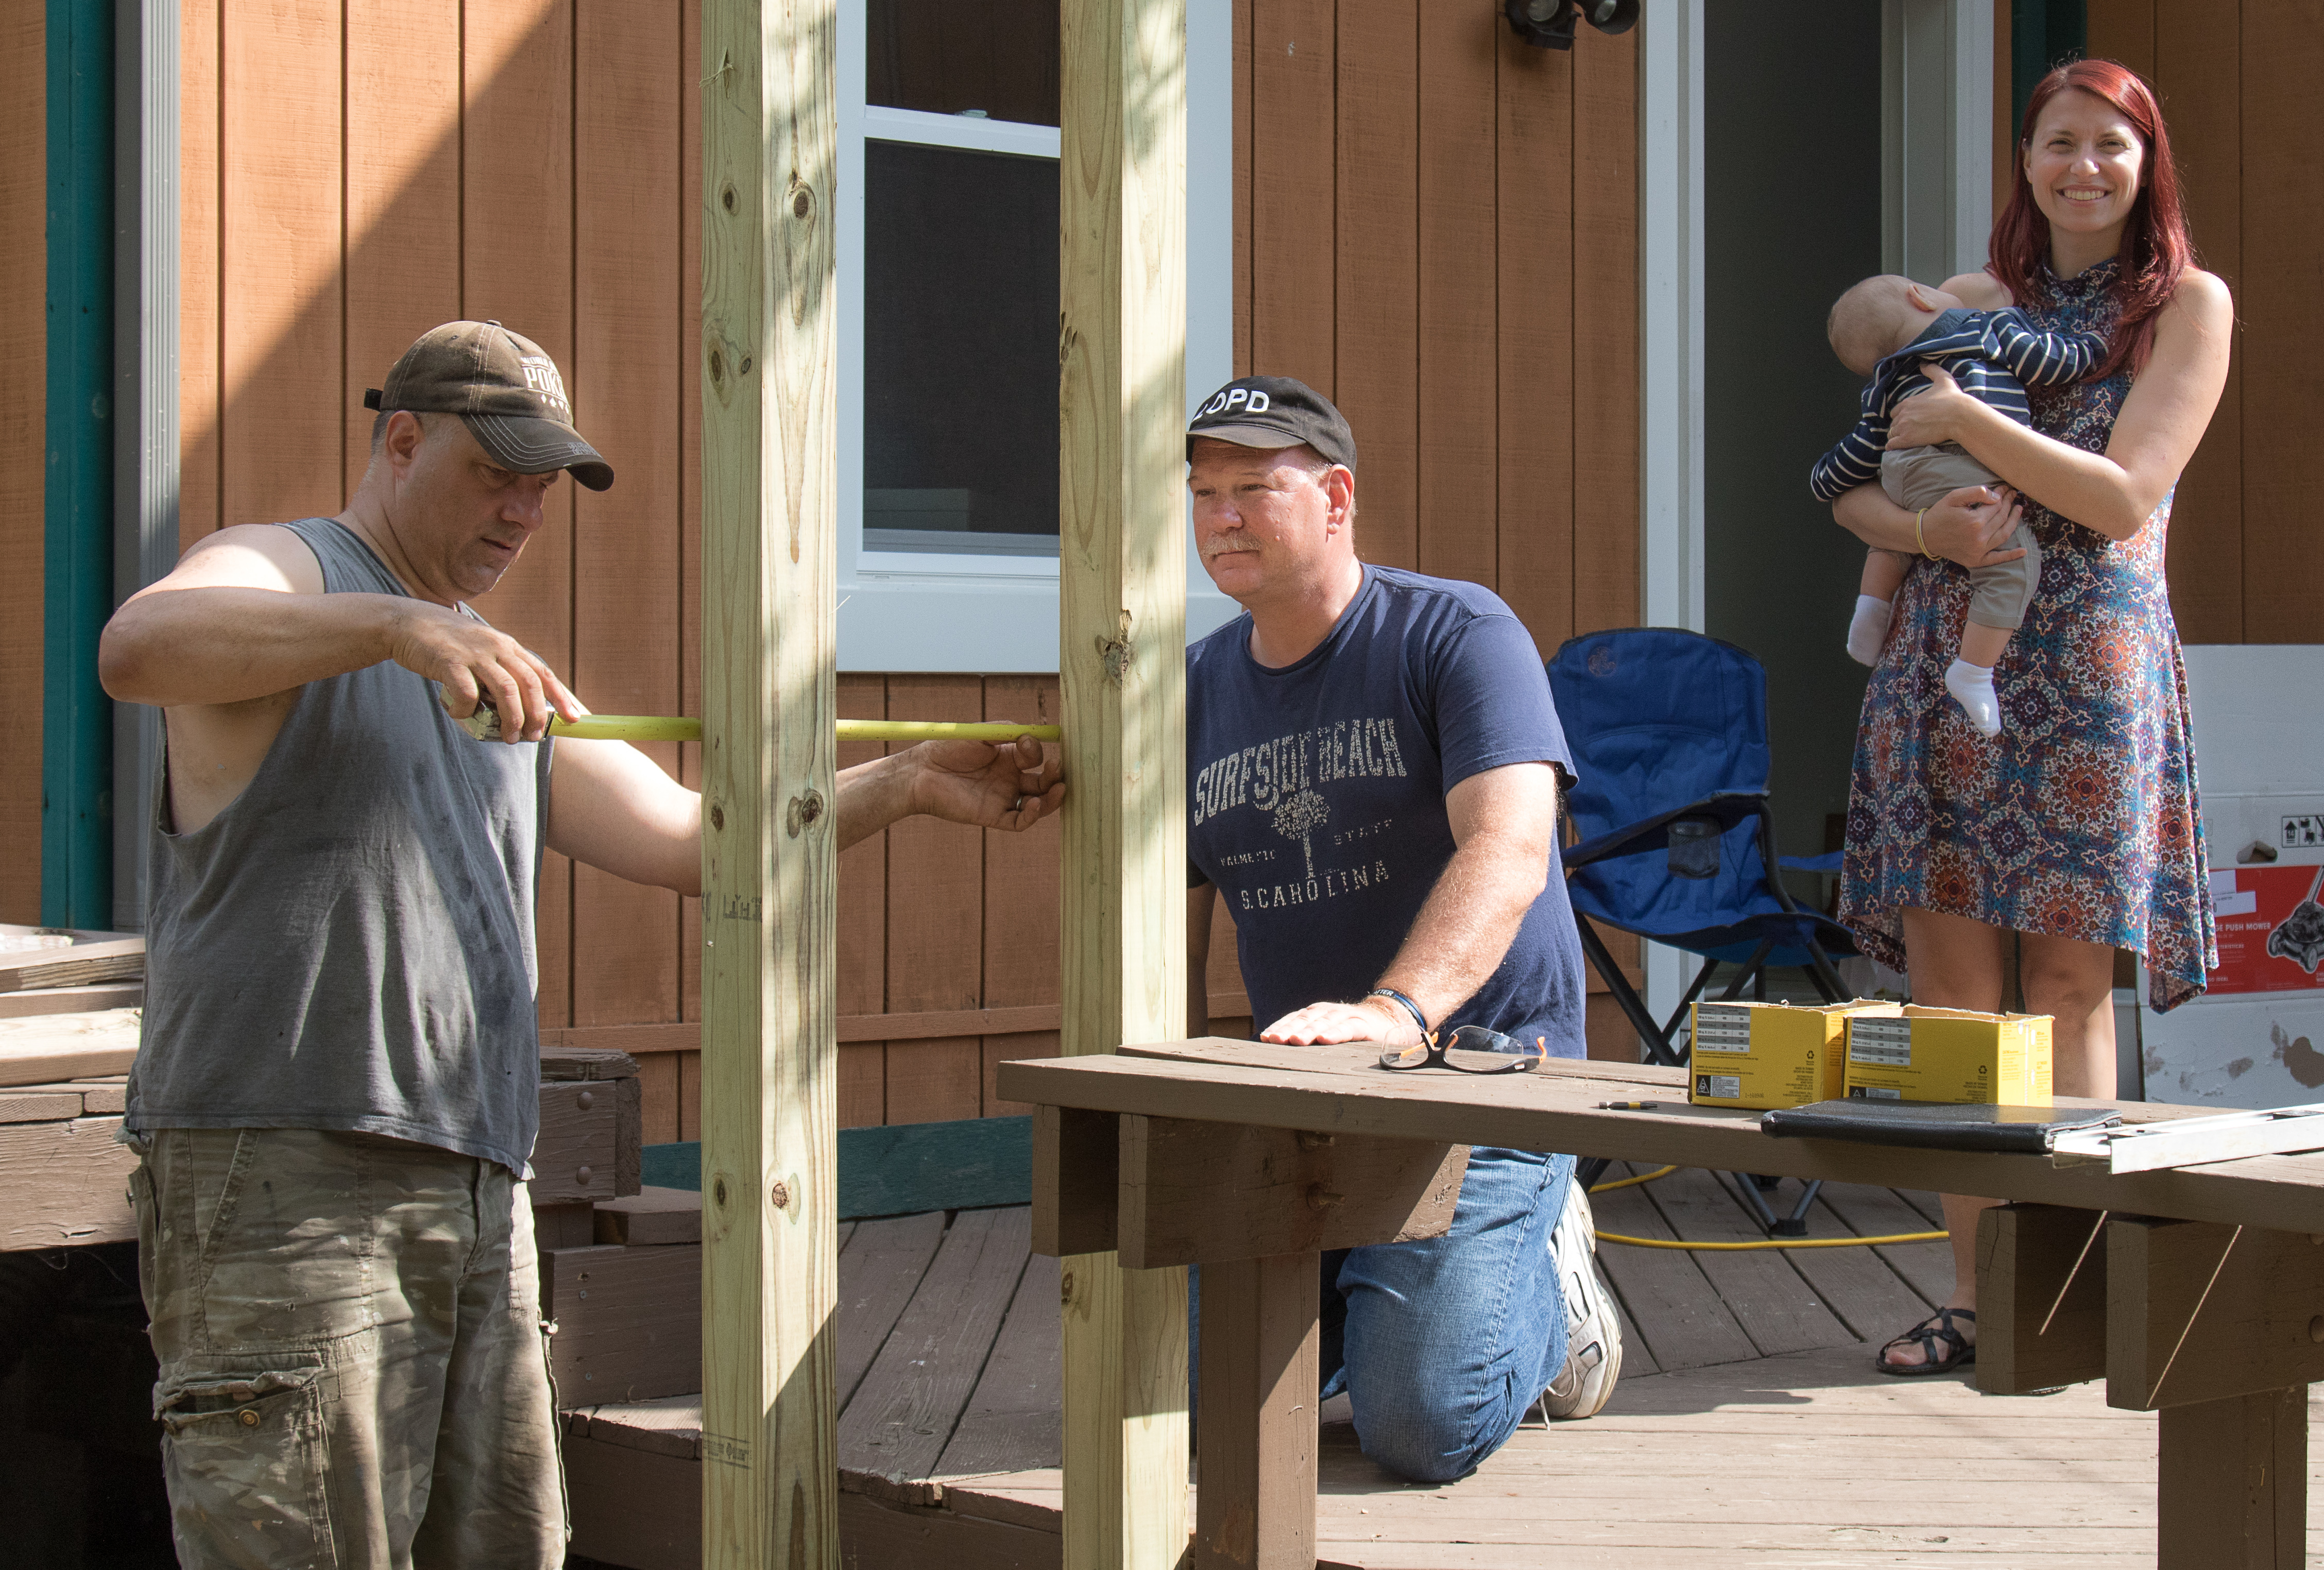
[1876, 1308, 1976, 1376]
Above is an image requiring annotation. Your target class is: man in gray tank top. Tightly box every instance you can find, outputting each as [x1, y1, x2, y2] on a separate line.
[97, 321, 1065, 1570]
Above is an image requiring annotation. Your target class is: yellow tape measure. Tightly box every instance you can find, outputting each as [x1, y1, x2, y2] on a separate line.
[449, 698, 1059, 746]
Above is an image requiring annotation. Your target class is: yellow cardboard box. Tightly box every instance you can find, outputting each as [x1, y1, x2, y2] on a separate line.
[1842, 1006, 2053, 1105]
[1687, 1000, 1902, 1110]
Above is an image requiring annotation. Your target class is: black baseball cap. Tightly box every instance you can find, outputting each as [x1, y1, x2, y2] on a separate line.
[1186, 376, 1357, 471]
[364, 320, 615, 491]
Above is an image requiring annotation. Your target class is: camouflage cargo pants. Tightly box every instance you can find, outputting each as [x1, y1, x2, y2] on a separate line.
[129, 1127, 568, 1569]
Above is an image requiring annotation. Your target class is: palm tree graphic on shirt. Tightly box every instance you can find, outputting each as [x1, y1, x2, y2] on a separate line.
[1272, 790, 1330, 878]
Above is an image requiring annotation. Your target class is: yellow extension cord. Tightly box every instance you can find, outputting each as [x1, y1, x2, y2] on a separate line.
[1586, 1165, 1950, 1251]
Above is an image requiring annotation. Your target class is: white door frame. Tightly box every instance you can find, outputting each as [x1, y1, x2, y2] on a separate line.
[1636, 0, 1705, 1025]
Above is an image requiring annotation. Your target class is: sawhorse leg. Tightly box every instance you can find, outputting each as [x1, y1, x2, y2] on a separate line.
[1192, 1252, 1321, 1570]
[2159, 1386, 2307, 1569]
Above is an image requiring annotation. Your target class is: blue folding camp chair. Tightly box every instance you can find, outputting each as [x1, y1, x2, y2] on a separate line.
[1548, 627, 1859, 1234]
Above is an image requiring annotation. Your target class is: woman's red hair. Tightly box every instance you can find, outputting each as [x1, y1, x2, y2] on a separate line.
[1990, 59, 2195, 380]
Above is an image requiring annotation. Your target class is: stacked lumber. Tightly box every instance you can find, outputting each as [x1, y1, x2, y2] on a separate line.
[0, 1008, 141, 1089]
[538, 1185, 705, 1405]
[528, 1047, 704, 1405]
[0, 1031, 654, 1261]
[0, 926, 144, 994]
[0, 1066, 138, 1251]
[0, 1010, 145, 1252]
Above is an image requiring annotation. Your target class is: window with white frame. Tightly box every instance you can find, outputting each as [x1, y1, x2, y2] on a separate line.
[836, 0, 1238, 673]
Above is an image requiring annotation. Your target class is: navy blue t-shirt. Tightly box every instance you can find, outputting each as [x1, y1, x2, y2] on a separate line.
[1186, 565, 1588, 1057]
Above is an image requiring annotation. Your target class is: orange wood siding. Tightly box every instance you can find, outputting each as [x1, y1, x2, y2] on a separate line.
[2, 0, 1633, 1125]
[156, 0, 1634, 1126]
[0, 0, 41, 925]
[1233, 4, 1638, 654]
[1227, 4, 1646, 1048]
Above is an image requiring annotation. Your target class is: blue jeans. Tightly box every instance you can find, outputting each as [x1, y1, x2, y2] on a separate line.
[1193, 1147, 1573, 1484]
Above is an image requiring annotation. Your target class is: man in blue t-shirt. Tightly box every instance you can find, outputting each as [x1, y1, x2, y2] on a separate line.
[1183, 376, 1620, 1482]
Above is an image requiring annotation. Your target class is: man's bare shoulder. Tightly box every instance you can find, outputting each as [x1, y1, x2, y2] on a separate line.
[152, 522, 328, 598]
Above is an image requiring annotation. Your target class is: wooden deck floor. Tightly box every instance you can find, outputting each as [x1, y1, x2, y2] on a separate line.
[561, 1167, 2324, 1568]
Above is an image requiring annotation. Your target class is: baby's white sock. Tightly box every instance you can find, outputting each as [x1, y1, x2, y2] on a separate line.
[1945, 658, 2002, 737]
[1846, 595, 1892, 667]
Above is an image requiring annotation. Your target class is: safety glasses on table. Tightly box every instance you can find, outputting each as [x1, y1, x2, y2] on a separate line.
[1377, 1023, 1547, 1074]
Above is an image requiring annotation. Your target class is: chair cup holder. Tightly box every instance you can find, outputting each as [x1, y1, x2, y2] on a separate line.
[1666, 816, 1722, 880]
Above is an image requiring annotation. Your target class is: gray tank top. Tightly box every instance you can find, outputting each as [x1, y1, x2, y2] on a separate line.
[129, 517, 553, 1174]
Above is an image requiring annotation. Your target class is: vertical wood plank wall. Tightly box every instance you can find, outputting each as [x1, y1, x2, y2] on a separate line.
[1232, 2, 1645, 1049]
[2080, 0, 2318, 646]
[7, 0, 1643, 1110]
[0, 4, 2297, 1085]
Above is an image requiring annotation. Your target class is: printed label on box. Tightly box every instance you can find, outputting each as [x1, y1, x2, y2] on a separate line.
[1691, 1004, 1753, 1055]
[2207, 866, 2324, 995]
[1849, 1018, 1913, 1066]
[1696, 1074, 1742, 1100]
[1849, 1085, 1902, 1100]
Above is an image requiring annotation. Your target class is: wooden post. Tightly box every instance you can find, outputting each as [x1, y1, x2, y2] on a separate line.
[2157, 1387, 2306, 1569]
[1057, 0, 1190, 1565]
[1192, 1254, 1321, 1570]
[697, 0, 840, 1566]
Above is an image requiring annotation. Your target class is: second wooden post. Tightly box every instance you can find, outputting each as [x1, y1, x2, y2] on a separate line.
[698, 0, 841, 1565]
[1057, 0, 1191, 1566]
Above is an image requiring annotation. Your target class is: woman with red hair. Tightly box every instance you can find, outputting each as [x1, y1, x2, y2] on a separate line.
[1831, 60, 2232, 1374]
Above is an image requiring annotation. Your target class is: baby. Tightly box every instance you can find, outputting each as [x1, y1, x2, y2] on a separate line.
[1809, 275, 2107, 736]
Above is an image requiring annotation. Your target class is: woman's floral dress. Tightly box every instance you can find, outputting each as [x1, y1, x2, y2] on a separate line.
[1838, 258, 2215, 1010]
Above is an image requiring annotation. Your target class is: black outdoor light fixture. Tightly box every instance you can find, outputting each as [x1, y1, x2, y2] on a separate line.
[1503, 0, 1639, 49]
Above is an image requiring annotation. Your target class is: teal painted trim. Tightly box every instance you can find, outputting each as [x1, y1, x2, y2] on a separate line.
[641, 1117, 1035, 1221]
[641, 1142, 698, 1190]
[2009, 0, 2088, 145]
[43, 0, 114, 927]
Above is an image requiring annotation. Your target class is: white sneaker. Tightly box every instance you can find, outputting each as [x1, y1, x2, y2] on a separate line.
[1540, 1171, 1622, 1420]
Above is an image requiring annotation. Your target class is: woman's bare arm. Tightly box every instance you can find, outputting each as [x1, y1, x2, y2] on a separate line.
[1939, 270, 2013, 310]
[1884, 270, 2234, 539]
[1833, 482, 2028, 568]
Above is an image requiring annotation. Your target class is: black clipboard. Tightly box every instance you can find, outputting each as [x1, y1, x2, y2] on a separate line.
[1758, 1099, 2123, 1155]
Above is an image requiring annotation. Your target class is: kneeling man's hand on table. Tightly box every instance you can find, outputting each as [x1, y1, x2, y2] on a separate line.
[1260, 995, 1426, 1049]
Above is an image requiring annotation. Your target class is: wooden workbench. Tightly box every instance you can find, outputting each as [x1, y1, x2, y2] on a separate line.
[999, 1039, 2324, 1570]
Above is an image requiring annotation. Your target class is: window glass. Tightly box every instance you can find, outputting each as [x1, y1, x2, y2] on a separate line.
[863, 140, 1060, 556]
[867, 0, 1060, 127]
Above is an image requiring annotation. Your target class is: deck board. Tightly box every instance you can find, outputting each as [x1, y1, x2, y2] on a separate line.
[1608, 1295, 1658, 1379]
[565, 1191, 2324, 1569]
[1588, 1167, 1761, 1373]
[935, 1251, 1062, 1477]
[1815, 1180, 1958, 1309]
[836, 1206, 1032, 1481]
[1731, 1183, 1940, 1343]
[833, 1209, 948, 1409]
[1631, 1166, 1857, 1358]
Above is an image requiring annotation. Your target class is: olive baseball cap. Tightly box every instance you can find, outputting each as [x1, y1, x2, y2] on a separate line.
[364, 320, 614, 491]
[1186, 375, 1357, 471]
